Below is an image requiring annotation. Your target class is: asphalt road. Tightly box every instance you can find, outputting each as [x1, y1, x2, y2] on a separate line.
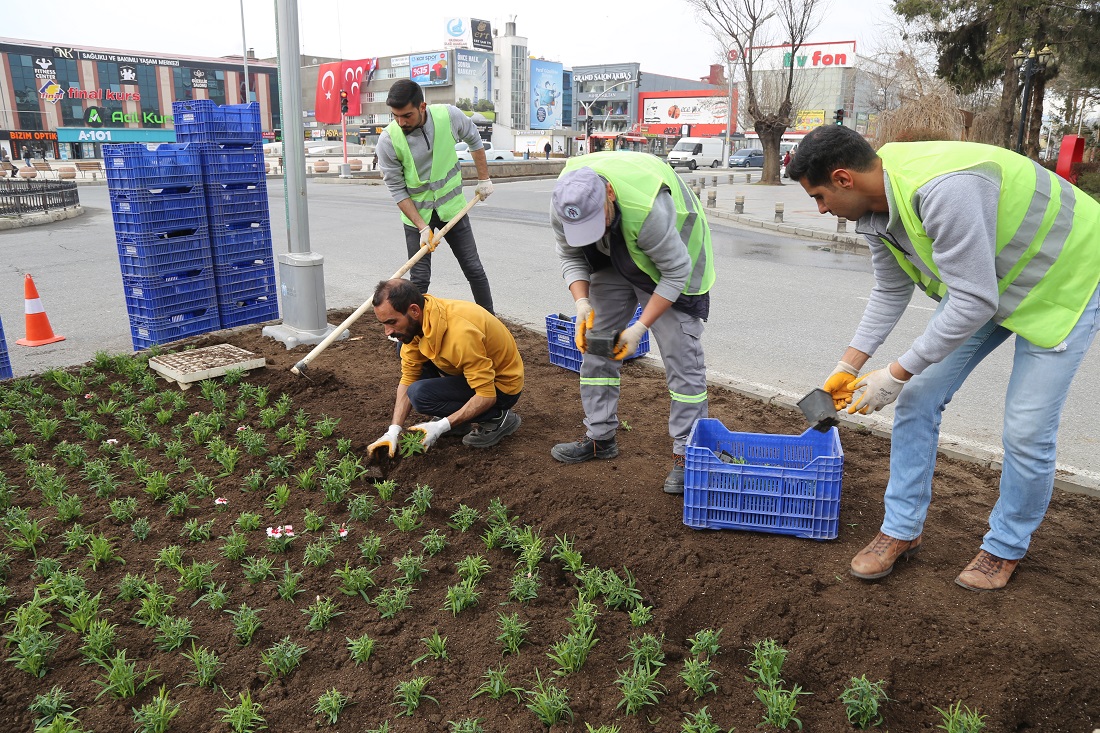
[2, 178, 1097, 484]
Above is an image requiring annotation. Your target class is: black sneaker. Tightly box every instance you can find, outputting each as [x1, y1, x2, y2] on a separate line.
[663, 454, 686, 494]
[462, 410, 521, 448]
[551, 436, 619, 464]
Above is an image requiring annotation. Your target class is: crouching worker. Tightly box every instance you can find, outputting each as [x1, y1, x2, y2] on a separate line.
[367, 279, 523, 457]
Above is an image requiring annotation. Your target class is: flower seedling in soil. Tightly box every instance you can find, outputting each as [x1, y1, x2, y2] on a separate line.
[314, 415, 340, 438]
[303, 595, 343, 631]
[93, 650, 160, 700]
[303, 509, 326, 532]
[294, 465, 319, 492]
[192, 582, 231, 611]
[525, 670, 574, 726]
[393, 675, 438, 716]
[181, 518, 215, 543]
[347, 493, 377, 522]
[226, 603, 263, 645]
[551, 534, 584, 573]
[333, 561, 376, 601]
[689, 628, 723, 658]
[497, 611, 530, 655]
[29, 685, 80, 729]
[754, 684, 810, 731]
[374, 479, 397, 502]
[629, 604, 654, 627]
[220, 530, 249, 561]
[372, 586, 414, 619]
[389, 505, 423, 533]
[236, 512, 262, 532]
[154, 615, 196, 651]
[411, 630, 449, 665]
[600, 567, 644, 611]
[85, 534, 125, 571]
[548, 625, 598, 676]
[131, 517, 151, 541]
[182, 642, 223, 687]
[420, 528, 447, 556]
[79, 618, 118, 664]
[839, 675, 888, 729]
[260, 636, 308, 681]
[265, 483, 291, 515]
[107, 497, 138, 524]
[132, 685, 180, 733]
[321, 475, 349, 504]
[314, 688, 352, 726]
[398, 431, 427, 458]
[347, 633, 376, 665]
[217, 691, 266, 733]
[304, 537, 336, 567]
[265, 454, 292, 478]
[681, 657, 720, 700]
[394, 551, 426, 585]
[508, 569, 540, 603]
[358, 532, 384, 564]
[615, 664, 666, 715]
[241, 555, 276, 584]
[935, 701, 987, 733]
[442, 579, 481, 616]
[471, 665, 524, 702]
[681, 706, 733, 733]
[748, 638, 788, 688]
[448, 504, 481, 532]
[265, 525, 296, 553]
[448, 719, 485, 733]
[456, 554, 491, 583]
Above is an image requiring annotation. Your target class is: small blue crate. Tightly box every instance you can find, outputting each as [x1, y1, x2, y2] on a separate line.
[219, 295, 279, 330]
[110, 188, 207, 238]
[122, 269, 217, 321]
[545, 305, 650, 373]
[204, 181, 270, 227]
[129, 306, 221, 350]
[0, 315, 12, 381]
[103, 143, 202, 190]
[195, 143, 266, 185]
[172, 100, 262, 145]
[116, 230, 213, 279]
[211, 220, 274, 262]
[683, 419, 844, 541]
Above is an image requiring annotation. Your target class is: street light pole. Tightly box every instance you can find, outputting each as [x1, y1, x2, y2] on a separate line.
[1013, 44, 1052, 155]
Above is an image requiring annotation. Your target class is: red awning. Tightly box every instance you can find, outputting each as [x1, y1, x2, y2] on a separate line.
[619, 135, 647, 142]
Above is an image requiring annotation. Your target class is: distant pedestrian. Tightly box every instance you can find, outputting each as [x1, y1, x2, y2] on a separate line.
[544, 142, 552, 160]
[22, 146, 32, 168]
[1, 148, 12, 177]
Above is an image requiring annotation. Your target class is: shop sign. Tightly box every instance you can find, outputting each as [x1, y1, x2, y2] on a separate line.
[66, 87, 141, 102]
[38, 80, 65, 103]
[77, 50, 180, 67]
[34, 57, 57, 81]
[390, 56, 410, 67]
[84, 107, 106, 127]
[749, 41, 857, 72]
[471, 19, 493, 52]
[56, 127, 176, 143]
[573, 69, 635, 83]
[110, 110, 174, 125]
[9, 130, 59, 142]
[191, 69, 209, 89]
[410, 51, 450, 87]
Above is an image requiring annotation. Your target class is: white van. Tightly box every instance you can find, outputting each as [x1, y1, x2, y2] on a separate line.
[666, 137, 725, 170]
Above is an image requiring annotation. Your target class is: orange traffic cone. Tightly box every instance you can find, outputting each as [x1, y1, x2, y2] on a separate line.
[16, 274, 65, 347]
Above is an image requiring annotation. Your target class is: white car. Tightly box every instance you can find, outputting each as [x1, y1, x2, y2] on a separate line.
[455, 141, 515, 162]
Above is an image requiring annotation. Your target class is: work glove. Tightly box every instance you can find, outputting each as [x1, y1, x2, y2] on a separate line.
[474, 179, 494, 201]
[574, 298, 594, 352]
[367, 424, 402, 459]
[418, 226, 440, 252]
[613, 321, 648, 360]
[822, 361, 859, 411]
[408, 418, 450, 451]
[848, 365, 908, 415]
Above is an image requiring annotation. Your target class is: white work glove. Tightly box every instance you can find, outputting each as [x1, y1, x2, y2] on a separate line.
[822, 361, 859, 411]
[418, 226, 440, 252]
[408, 418, 451, 451]
[574, 298, 594, 352]
[613, 321, 648, 360]
[474, 179, 494, 201]
[367, 424, 402, 458]
[849, 365, 908, 414]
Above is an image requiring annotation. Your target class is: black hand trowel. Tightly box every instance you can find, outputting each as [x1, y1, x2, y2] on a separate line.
[797, 388, 839, 433]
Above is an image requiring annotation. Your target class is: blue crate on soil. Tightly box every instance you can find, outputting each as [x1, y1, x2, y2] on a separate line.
[129, 306, 221, 351]
[116, 230, 213, 278]
[0, 315, 12, 381]
[122, 268, 217, 321]
[110, 188, 208, 238]
[204, 181, 270, 228]
[195, 143, 266, 185]
[544, 305, 649, 373]
[213, 258, 276, 300]
[683, 419, 844, 541]
[103, 143, 202, 190]
[210, 220, 275, 263]
[172, 100, 262, 145]
[219, 294, 280, 330]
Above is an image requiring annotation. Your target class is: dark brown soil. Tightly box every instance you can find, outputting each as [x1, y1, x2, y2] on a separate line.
[1, 309, 1098, 733]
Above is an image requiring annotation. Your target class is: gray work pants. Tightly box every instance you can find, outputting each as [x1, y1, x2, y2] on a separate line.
[403, 211, 494, 313]
[579, 267, 708, 454]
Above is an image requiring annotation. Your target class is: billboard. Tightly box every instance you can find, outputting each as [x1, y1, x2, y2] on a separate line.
[410, 51, 451, 87]
[442, 18, 493, 51]
[794, 109, 826, 132]
[638, 90, 732, 136]
[749, 41, 856, 72]
[455, 50, 494, 122]
[530, 59, 564, 130]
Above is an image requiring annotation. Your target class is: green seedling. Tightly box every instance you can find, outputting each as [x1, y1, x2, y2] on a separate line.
[681, 706, 733, 733]
[747, 638, 788, 688]
[372, 585, 414, 619]
[303, 537, 335, 567]
[934, 701, 987, 733]
[314, 688, 352, 726]
[615, 665, 666, 715]
[394, 551, 426, 585]
[346, 633, 376, 665]
[629, 604, 654, 626]
[689, 628, 723, 658]
[525, 669, 574, 726]
[182, 642, 223, 687]
[226, 603, 263, 645]
[508, 568, 540, 603]
[448, 719, 485, 733]
[29, 684, 81, 729]
[154, 615, 195, 652]
[839, 675, 888, 729]
[260, 635, 308, 680]
[347, 493, 377, 521]
[471, 665, 523, 701]
[358, 532, 384, 565]
[680, 657, 719, 700]
[551, 534, 585, 573]
[333, 562, 376, 601]
[398, 431, 426, 458]
[220, 530, 248, 561]
[442, 579, 481, 616]
[548, 625, 598, 676]
[389, 505, 422, 533]
[754, 684, 810, 731]
[132, 685, 180, 733]
[79, 618, 118, 665]
[448, 504, 481, 532]
[193, 582, 231, 611]
[303, 508, 326, 532]
[131, 517, 151, 541]
[392, 675, 438, 717]
[303, 595, 343, 631]
[374, 479, 397, 501]
[411, 630, 449, 665]
[85, 534, 125, 571]
[217, 691, 266, 733]
[93, 649, 160, 700]
[241, 555, 275, 584]
[497, 611, 529, 655]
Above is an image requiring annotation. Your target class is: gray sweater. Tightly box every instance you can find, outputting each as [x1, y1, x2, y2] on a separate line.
[375, 105, 484, 205]
[551, 188, 692, 303]
[854, 167, 1003, 375]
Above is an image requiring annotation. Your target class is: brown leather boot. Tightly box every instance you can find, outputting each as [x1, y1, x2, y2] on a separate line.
[850, 531, 922, 579]
[954, 550, 1019, 591]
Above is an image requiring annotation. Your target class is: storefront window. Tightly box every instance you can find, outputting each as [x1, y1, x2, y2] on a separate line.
[173, 67, 195, 102]
[10, 55, 44, 131]
[209, 71, 226, 105]
[137, 65, 161, 127]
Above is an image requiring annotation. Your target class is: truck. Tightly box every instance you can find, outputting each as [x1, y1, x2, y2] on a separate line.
[666, 137, 725, 170]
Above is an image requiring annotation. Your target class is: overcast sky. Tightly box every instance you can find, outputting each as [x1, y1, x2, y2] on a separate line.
[5, 0, 897, 80]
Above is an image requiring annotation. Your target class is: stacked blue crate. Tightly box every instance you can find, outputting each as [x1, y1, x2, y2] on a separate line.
[104, 142, 220, 350]
[173, 100, 278, 329]
[0, 315, 13, 380]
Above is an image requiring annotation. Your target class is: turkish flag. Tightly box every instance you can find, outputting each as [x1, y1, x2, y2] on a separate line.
[315, 62, 342, 123]
[340, 58, 376, 111]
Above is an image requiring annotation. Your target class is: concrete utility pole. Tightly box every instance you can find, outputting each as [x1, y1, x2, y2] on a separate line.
[262, 0, 348, 349]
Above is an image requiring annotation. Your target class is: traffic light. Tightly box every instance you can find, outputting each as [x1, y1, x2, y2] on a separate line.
[586, 117, 594, 136]
[340, 90, 349, 115]
[635, 71, 643, 88]
[834, 108, 845, 125]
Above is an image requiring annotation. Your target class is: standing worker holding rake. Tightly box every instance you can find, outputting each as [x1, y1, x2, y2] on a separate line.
[376, 79, 496, 312]
[548, 152, 715, 495]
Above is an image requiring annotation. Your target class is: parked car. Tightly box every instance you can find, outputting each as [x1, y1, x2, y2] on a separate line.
[455, 141, 516, 162]
[728, 148, 764, 168]
[666, 137, 725, 170]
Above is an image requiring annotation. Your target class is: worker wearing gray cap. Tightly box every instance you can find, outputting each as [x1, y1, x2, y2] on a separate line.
[548, 151, 715, 494]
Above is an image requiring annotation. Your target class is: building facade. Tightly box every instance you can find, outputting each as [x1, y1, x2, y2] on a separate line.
[0, 37, 279, 160]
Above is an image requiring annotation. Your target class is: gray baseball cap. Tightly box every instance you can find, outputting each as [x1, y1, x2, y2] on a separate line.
[552, 167, 607, 246]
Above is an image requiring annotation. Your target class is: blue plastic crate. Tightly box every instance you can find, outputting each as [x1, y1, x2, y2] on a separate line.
[204, 182, 270, 227]
[116, 230, 213, 278]
[210, 220, 274, 262]
[683, 419, 844, 540]
[110, 188, 207, 238]
[214, 260, 276, 300]
[103, 143, 202, 190]
[195, 143, 266, 185]
[544, 305, 650, 372]
[0, 315, 12, 381]
[172, 100, 262, 145]
[219, 295, 279, 329]
[129, 306, 221, 350]
[122, 269, 217, 321]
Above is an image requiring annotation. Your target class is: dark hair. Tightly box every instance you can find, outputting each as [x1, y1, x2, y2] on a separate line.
[386, 79, 424, 109]
[786, 125, 878, 186]
[372, 278, 423, 313]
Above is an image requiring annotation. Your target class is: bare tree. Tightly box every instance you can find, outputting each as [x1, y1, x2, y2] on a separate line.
[686, 0, 823, 183]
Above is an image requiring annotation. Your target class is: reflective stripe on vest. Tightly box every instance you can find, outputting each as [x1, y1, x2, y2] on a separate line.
[561, 152, 715, 295]
[877, 142, 1100, 348]
[386, 105, 466, 226]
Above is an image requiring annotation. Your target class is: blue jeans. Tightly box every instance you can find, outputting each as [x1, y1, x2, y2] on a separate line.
[403, 211, 494, 313]
[406, 363, 520, 424]
[881, 285, 1100, 560]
